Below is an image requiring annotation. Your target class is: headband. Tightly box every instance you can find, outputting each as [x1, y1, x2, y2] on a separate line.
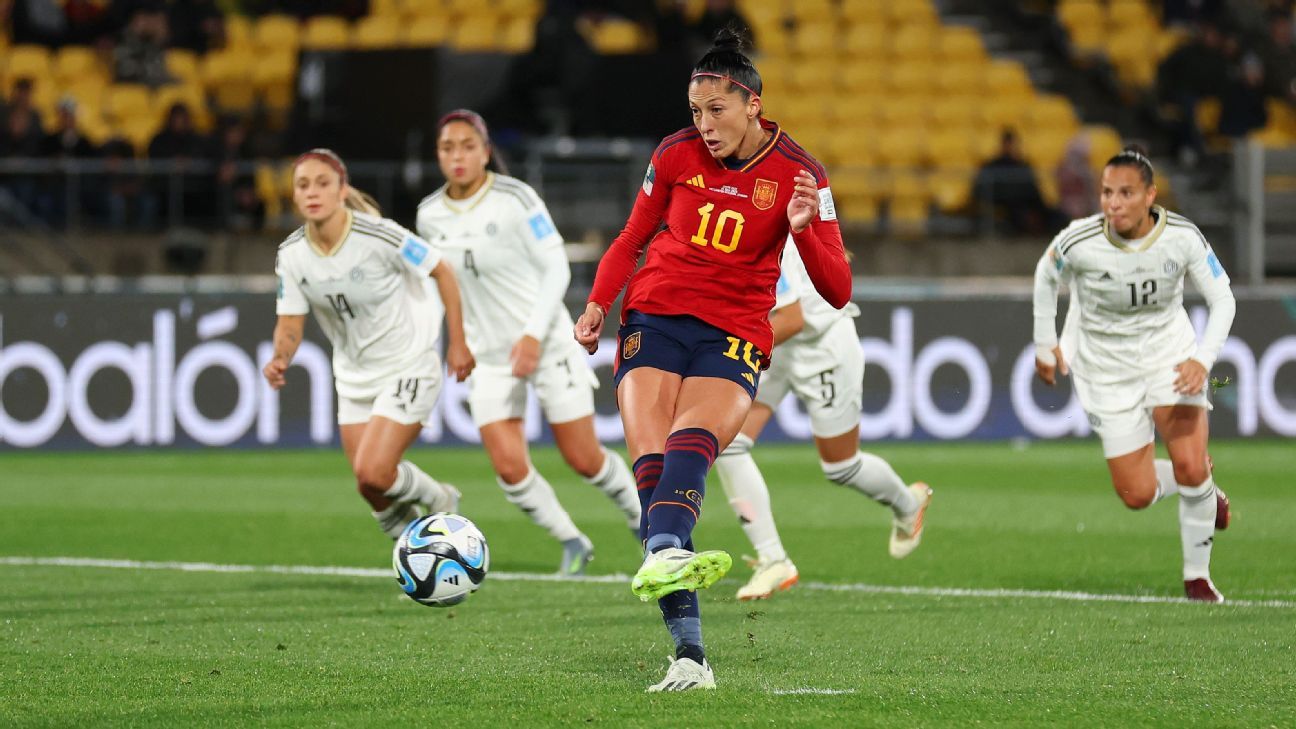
[438, 108, 491, 144]
[1119, 149, 1155, 174]
[690, 72, 760, 100]
[293, 148, 347, 185]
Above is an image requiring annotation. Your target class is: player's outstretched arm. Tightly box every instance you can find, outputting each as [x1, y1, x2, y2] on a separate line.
[264, 314, 306, 390]
[430, 259, 476, 382]
[787, 171, 851, 309]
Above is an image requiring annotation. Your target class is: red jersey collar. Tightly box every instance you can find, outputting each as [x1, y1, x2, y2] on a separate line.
[716, 117, 782, 173]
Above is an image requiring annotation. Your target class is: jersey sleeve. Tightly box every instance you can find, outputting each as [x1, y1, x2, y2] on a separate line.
[788, 169, 852, 309]
[1032, 229, 1072, 362]
[515, 184, 564, 252]
[1182, 234, 1235, 371]
[773, 238, 805, 312]
[587, 136, 679, 311]
[387, 218, 443, 277]
[274, 250, 309, 316]
[509, 186, 571, 339]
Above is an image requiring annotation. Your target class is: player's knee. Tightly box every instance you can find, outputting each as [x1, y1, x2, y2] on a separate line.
[1117, 487, 1155, 510]
[494, 460, 531, 486]
[353, 461, 396, 496]
[562, 447, 604, 479]
[1173, 460, 1210, 488]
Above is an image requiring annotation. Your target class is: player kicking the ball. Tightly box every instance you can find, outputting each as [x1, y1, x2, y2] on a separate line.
[713, 238, 932, 601]
[1033, 145, 1234, 602]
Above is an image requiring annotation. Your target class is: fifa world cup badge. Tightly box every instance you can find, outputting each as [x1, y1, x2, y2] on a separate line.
[752, 179, 779, 210]
[622, 331, 641, 360]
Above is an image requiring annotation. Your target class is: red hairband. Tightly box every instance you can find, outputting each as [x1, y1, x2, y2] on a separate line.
[690, 72, 760, 100]
[294, 148, 348, 185]
[438, 109, 491, 144]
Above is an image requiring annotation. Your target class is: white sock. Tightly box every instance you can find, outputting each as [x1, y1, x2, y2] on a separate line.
[714, 434, 788, 563]
[1151, 459, 1180, 505]
[584, 447, 641, 530]
[1178, 476, 1218, 580]
[386, 461, 458, 513]
[822, 451, 918, 516]
[372, 501, 419, 540]
[500, 468, 582, 542]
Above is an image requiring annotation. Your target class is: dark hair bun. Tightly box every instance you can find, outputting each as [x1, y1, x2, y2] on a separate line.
[710, 26, 747, 55]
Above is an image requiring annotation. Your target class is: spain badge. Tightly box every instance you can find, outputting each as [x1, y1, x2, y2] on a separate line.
[622, 331, 641, 360]
[752, 178, 779, 210]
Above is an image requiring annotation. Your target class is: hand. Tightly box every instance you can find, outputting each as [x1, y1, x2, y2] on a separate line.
[445, 340, 476, 382]
[1035, 346, 1068, 386]
[1174, 359, 1207, 395]
[574, 302, 605, 354]
[786, 170, 819, 233]
[510, 335, 542, 378]
[262, 357, 289, 390]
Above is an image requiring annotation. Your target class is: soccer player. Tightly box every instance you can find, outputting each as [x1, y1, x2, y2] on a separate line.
[574, 30, 852, 691]
[1033, 145, 1234, 602]
[416, 110, 640, 576]
[263, 149, 474, 541]
[713, 239, 933, 601]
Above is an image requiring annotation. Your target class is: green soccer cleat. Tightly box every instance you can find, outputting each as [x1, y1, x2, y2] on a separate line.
[630, 547, 732, 602]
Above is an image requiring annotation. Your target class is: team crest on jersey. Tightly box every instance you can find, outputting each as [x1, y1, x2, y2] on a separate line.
[752, 179, 778, 210]
[622, 331, 641, 360]
[486, 222, 498, 237]
[349, 266, 365, 282]
[1163, 260, 1179, 275]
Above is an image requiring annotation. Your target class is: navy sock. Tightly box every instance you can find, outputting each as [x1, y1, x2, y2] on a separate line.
[632, 454, 664, 547]
[660, 538, 702, 660]
[646, 428, 718, 549]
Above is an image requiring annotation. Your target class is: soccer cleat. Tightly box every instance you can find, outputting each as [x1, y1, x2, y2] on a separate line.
[890, 482, 933, 559]
[1184, 577, 1224, 603]
[558, 534, 594, 577]
[425, 482, 461, 516]
[630, 547, 732, 602]
[736, 557, 799, 601]
[646, 656, 715, 692]
[1214, 487, 1230, 531]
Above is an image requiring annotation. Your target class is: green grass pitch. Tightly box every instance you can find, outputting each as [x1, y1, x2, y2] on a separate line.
[2, 440, 1294, 726]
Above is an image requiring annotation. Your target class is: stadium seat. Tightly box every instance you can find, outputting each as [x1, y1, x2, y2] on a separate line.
[103, 84, 153, 124]
[886, 0, 939, 26]
[792, 21, 838, 57]
[1058, 0, 1103, 33]
[1036, 167, 1060, 206]
[839, 0, 886, 24]
[1107, 0, 1157, 29]
[1025, 94, 1080, 133]
[369, 0, 403, 16]
[118, 114, 161, 155]
[928, 127, 982, 170]
[202, 49, 257, 111]
[842, 23, 886, 59]
[790, 0, 835, 22]
[890, 26, 937, 60]
[978, 96, 1033, 136]
[254, 14, 301, 53]
[164, 49, 200, 85]
[499, 17, 537, 53]
[929, 169, 974, 212]
[496, 0, 544, 19]
[1083, 124, 1124, 169]
[788, 59, 837, 93]
[827, 92, 885, 128]
[353, 15, 403, 48]
[1021, 129, 1072, 170]
[402, 0, 446, 16]
[302, 16, 352, 50]
[585, 18, 645, 54]
[225, 15, 254, 48]
[938, 26, 987, 64]
[452, 18, 502, 52]
[405, 16, 450, 47]
[885, 62, 939, 96]
[875, 128, 929, 170]
[936, 64, 987, 97]
[3, 44, 53, 88]
[251, 51, 297, 90]
[153, 84, 212, 133]
[1195, 97, 1221, 136]
[878, 95, 931, 130]
[52, 46, 103, 87]
[985, 59, 1034, 97]
[841, 62, 885, 94]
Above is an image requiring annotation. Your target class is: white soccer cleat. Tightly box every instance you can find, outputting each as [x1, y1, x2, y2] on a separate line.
[647, 656, 716, 693]
[736, 557, 799, 601]
[425, 482, 461, 515]
[889, 482, 932, 559]
[559, 534, 594, 577]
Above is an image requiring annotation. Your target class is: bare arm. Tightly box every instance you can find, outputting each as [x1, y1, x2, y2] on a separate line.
[263, 315, 306, 390]
[770, 301, 805, 348]
[430, 258, 475, 381]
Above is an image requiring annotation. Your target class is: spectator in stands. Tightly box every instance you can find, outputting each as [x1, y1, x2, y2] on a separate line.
[0, 78, 44, 136]
[39, 98, 99, 227]
[8, 0, 66, 46]
[212, 118, 265, 232]
[114, 5, 172, 87]
[1162, 0, 1223, 28]
[168, 0, 225, 54]
[64, 0, 114, 46]
[1157, 21, 1231, 166]
[41, 97, 96, 158]
[1055, 134, 1098, 221]
[694, 0, 755, 53]
[0, 81, 49, 220]
[973, 128, 1053, 236]
[103, 135, 158, 230]
[148, 103, 215, 227]
[1261, 10, 1296, 103]
[1219, 53, 1270, 138]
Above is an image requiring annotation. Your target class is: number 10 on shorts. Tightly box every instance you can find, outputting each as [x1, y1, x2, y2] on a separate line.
[723, 336, 762, 373]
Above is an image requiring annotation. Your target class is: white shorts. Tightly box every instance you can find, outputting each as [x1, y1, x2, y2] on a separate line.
[466, 341, 598, 428]
[1072, 366, 1212, 459]
[336, 356, 444, 427]
[756, 317, 863, 438]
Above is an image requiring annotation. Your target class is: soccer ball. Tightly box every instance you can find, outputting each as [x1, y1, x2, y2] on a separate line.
[393, 512, 489, 607]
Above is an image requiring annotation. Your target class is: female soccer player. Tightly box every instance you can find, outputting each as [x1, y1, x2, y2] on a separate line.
[574, 30, 852, 691]
[713, 239, 933, 601]
[1033, 145, 1234, 602]
[264, 149, 474, 541]
[417, 110, 640, 576]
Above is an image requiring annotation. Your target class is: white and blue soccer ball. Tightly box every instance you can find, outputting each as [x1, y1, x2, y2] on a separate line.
[393, 513, 489, 607]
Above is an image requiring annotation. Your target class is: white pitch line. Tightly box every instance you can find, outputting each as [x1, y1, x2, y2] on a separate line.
[769, 688, 858, 696]
[3, 556, 1294, 609]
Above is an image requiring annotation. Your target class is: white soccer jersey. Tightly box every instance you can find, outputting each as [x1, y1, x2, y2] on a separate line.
[772, 237, 859, 342]
[275, 210, 445, 400]
[1033, 206, 1236, 384]
[416, 172, 573, 366]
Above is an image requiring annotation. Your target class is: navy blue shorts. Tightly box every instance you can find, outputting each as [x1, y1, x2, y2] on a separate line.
[613, 310, 764, 399]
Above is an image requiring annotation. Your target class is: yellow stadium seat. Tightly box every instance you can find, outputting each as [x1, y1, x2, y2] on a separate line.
[405, 16, 450, 47]
[830, 166, 883, 201]
[978, 95, 1033, 133]
[886, 0, 939, 27]
[1107, 0, 1156, 29]
[302, 16, 351, 50]
[497, 0, 544, 19]
[103, 84, 153, 123]
[826, 93, 884, 127]
[353, 15, 403, 48]
[938, 26, 986, 63]
[53, 46, 103, 87]
[885, 63, 938, 95]
[875, 128, 928, 170]
[1025, 94, 1079, 133]
[1067, 22, 1106, 55]
[1036, 167, 1060, 207]
[936, 64, 987, 96]
[840, 196, 880, 227]
[841, 63, 885, 94]
[369, 0, 403, 16]
[842, 23, 886, 58]
[1156, 27, 1189, 61]
[929, 99, 981, 132]
[1195, 97, 1220, 135]
[879, 95, 931, 130]
[153, 84, 212, 132]
[255, 163, 285, 221]
[928, 129, 980, 172]
[1058, 0, 1103, 33]
[27, 79, 58, 117]
[119, 115, 162, 155]
[402, 0, 446, 16]
[1268, 98, 1296, 135]
[251, 51, 297, 90]
[225, 15, 253, 48]
[587, 18, 645, 54]
[62, 78, 105, 113]
[254, 14, 301, 52]
[164, 49, 200, 85]
[930, 169, 974, 212]
[788, 60, 836, 93]
[4, 44, 53, 87]
[839, 0, 885, 24]
[452, 18, 501, 51]
[985, 59, 1034, 96]
[792, 21, 838, 56]
[890, 26, 936, 60]
[1083, 124, 1124, 169]
[826, 131, 879, 168]
[263, 83, 295, 113]
[753, 22, 792, 56]
[790, 0, 835, 22]
[202, 49, 257, 110]
[500, 17, 536, 53]
[1021, 130, 1071, 169]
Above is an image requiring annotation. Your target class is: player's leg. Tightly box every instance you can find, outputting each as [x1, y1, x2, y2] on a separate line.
[1154, 404, 1225, 602]
[1073, 372, 1165, 509]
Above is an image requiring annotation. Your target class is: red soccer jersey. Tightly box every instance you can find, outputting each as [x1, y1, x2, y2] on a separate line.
[588, 118, 851, 358]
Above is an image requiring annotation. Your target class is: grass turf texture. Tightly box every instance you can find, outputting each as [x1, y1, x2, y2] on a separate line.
[1, 441, 1293, 727]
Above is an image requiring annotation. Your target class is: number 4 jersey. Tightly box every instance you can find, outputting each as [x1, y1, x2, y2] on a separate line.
[275, 210, 445, 400]
[1033, 206, 1235, 384]
[589, 120, 851, 357]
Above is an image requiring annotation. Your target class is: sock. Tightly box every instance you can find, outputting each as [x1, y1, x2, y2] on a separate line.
[822, 451, 918, 516]
[660, 538, 703, 663]
[633, 454, 664, 545]
[1178, 476, 1218, 580]
[645, 428, 719, 552]
[1152, 459, 1180, 505]
[714, 433, 788, 563]
[585, 447, 641, 530]
[386, 461, 457, 512]
[499, 468, 582, 543]
[372, 501, 419, 540]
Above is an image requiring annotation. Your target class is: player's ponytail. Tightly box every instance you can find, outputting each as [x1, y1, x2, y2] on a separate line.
[1105, 143, 1155, 186]
[691, 26, 762, 103]
[344, 188, 382, 216]
[437, 108, 509, 176]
